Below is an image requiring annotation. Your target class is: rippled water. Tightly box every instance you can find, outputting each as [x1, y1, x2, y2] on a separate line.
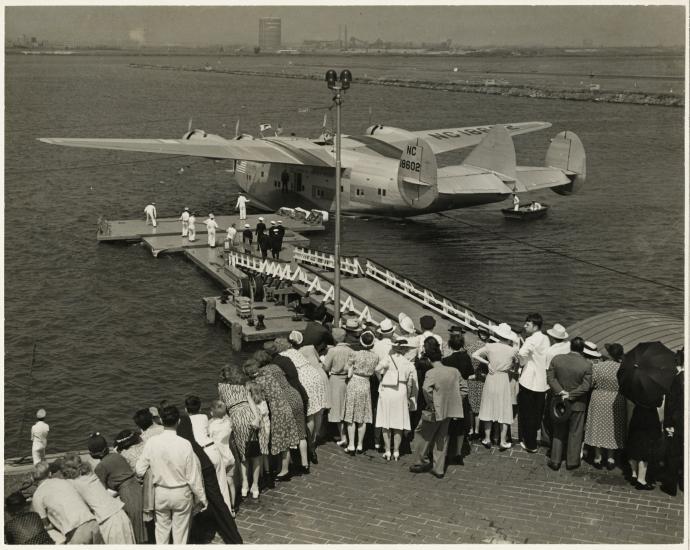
[4, 54, 684, 455]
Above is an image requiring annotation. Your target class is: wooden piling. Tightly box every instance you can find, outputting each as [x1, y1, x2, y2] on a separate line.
[231, 322, 243, 352]
[205, 298, 216, 324]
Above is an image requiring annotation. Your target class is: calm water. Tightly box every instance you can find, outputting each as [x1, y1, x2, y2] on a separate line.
[4, 54, 685, 455]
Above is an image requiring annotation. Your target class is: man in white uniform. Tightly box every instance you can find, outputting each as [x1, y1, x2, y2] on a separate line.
[188, 212, 196, 242]
[225, 223, 238, 251]
[235, 193, 250, 220]
[204, 213, 219, 247]
[136, 405, 207, 545]
[144, 202, 157, 227]
[31, 409, 49, 465]
[179, 207, 190, 237]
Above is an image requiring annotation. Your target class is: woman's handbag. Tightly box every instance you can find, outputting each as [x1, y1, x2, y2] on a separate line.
[245, 427, 262, 459]
[381, 354, 400, 388]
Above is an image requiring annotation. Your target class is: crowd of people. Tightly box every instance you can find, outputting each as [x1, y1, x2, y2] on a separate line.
[6, 308, 684, 545]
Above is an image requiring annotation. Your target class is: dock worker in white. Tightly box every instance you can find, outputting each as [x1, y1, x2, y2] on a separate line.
[144, 202, 157, 227]
[188, 212, 197, 242]
[179, 207, 190, 237]
[204, 213, 219, 247]
[512, 194, 520, 211]
[235, 193, 250, 220]
[516, 313, 551, 454]
[135, 405, 206, 545]
[225, 222, 238, 251]
[31, 409, 49, 465]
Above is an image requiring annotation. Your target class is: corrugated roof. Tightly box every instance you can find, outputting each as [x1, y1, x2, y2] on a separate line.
[566, 309, 685, 353]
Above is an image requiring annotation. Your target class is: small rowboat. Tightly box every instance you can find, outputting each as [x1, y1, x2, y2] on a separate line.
[501, 203, 549, 220]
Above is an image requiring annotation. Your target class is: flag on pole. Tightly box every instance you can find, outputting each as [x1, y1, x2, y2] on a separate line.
[259, 123, 272, 133]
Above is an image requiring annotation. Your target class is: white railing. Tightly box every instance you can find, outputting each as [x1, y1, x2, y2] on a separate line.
[293, 247, 364, 276]
[363, 259, 498, 334]
[229, 251, 378, 325]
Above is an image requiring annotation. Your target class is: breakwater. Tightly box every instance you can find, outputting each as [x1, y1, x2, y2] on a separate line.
[129, 63, 683, 107]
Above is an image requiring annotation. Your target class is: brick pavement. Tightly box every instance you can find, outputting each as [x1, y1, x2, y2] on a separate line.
[231, 441, 685, 545]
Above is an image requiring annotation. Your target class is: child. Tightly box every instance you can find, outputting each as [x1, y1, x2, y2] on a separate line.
[245, 380, 271, 498]
[31, 409, 49, 465]
[208, 400, 236, 516]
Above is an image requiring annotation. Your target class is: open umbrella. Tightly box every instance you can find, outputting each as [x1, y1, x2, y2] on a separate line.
[617, 341, 678, 407]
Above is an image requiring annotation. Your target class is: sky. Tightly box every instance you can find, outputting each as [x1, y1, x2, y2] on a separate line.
[5, 5, 686, 48]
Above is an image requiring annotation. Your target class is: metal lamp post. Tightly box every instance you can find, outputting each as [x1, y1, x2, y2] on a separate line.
[325, 69, 352, 328]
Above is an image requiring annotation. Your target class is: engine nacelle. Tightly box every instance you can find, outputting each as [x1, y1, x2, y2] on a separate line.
[397, 137, 438, 209]
[182, 129, 230, 144]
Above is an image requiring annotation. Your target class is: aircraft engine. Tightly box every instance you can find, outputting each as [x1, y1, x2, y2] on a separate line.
[182, 129, 230, 144]
[397, 137, 439, 209]
[546, 131, 586, 195]
[365, 125, 417, 142]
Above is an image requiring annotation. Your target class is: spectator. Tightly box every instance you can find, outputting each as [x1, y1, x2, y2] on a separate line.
[541, 323, 572, 447]
[583, 343, 626, 471]
[517, 313, 551, 453]
[30, 461, 103, 544]
[60, 453, 136, 544]
[301, 304, 335, 354]
[546, 337, 593, 471]
[207, 400, 237, 511]
[465, 328, 491, 440]
[88, 433, 146, 543]
[135, 405, 207, 544]
[322, 328, 354, 447]
[472, 323, 518, 451]
[133, 408, 164, 442]
[5, 490, 55, 545]
[442, 327, 474, 461]
[417, 315, 443, 358]
[245, 379, 272, 497]
[409, 337, 465, 479]
[660, 350, 684, 496]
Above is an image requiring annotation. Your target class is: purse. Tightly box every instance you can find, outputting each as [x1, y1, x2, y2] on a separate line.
[381, 354, 400, 388]
[245, 427, 262, 459]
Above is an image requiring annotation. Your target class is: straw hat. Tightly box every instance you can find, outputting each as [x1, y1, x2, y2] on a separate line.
[259, 216, 264, 221]
[546, 323, 569, 340]
[493, 322, 516, 343]
[289, 330, 303, 345]
[583, 341, 602, 358]
[378, 318, 395, 335]
[344, 318, 361, 332]
[398, 313, 415, 334]
[36, 409, 47, 420]
[332, 328, 346, 342]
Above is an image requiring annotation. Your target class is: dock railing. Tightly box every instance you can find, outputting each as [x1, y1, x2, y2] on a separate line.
[293, 247, 364, 276]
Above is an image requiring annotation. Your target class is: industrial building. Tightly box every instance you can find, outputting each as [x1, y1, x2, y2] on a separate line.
[259, 17, 281, 52]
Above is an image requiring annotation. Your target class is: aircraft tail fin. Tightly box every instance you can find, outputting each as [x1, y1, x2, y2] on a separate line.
[463, 125, 517, 181]
[397, 137, 438, 209]
[545, 131, 586, 195]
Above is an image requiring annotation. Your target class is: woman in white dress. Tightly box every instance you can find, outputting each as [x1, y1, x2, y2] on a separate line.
[374, 342, 418, 461]
[472, 322, 518, 451]
[208, 400, 236, 514]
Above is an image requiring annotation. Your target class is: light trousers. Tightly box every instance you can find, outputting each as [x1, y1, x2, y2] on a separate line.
[239, 205, 246, 219]
[32, 444, 46, 465]
[181, 220, 189, 236]
[154, 486, 193, 544]
[412, 417, 450, 476]
[208, 229, 216, 247]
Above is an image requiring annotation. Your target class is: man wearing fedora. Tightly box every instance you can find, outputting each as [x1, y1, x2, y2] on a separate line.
[541, 323, 572, 447]
[546, 337, 593, 470]
[301, 304, 334, 354]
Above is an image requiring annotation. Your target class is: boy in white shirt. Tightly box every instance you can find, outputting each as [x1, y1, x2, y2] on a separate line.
[31, 409, 49, 465]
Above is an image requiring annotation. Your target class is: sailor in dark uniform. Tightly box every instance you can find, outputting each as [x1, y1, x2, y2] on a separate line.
[276, 220, 286, 257]
[242, 223, 253, 254]
[268, 221, 282, 259]
[281, 169, 289, 193]
[255, 216, 267, 257]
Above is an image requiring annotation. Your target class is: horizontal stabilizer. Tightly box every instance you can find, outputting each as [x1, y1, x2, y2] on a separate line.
[463, 125, 517, 181]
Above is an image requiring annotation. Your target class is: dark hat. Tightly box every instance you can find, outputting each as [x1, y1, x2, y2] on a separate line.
[87, 433, 108, 456]
[420, 315, 436, 331]
[550, 396, 573, 424]
[360, 330, 375, 349]
[604, 343, 624, 362]
[449, 325, 465, 334]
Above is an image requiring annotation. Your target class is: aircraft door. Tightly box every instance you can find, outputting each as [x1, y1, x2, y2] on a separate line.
[340, 168, 350, 208]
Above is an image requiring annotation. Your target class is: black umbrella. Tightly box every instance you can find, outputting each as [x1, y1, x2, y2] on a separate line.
[617, 341, 678, 407]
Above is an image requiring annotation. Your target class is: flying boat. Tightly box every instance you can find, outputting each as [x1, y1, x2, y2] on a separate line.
[39, 118, 586, 218]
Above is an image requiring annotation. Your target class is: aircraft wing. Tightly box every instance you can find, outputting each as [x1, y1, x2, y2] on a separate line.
[38, 134, 336, 167]
[413, 121, 552, 154]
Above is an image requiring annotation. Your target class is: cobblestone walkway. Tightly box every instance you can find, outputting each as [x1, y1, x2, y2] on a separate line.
[232, 441, 684, 544]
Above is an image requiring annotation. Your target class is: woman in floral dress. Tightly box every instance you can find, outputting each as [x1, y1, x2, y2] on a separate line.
[343, 331, 380, 454]
[584, 343, 627, 470]
[250, 351, 309, 478]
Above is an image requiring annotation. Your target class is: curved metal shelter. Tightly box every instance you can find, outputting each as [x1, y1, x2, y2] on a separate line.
[566, 309, 684, 353]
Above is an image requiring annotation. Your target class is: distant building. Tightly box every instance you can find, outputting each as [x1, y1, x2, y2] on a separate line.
[259, 18, 281, 52]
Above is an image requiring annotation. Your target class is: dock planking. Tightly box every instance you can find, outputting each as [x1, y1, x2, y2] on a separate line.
[97, 213, 324, 242]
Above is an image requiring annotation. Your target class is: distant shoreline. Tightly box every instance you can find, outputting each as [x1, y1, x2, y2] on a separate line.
[129, 63, 684, 108]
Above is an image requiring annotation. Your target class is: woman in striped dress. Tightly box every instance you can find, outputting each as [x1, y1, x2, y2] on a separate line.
[218, 364, 258, 497]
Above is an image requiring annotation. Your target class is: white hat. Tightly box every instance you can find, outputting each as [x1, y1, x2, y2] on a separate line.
[278, 220, 283, 224]
[546, 323, 569, 340]
[149, 406, 160, 418]
[398, 313, 415, 334]
[209, 213, 214, 219]
[289, 330, 303, 345]
[184, 207, 189, 211]
[36, 409, 46, 420]
[270, 220, 276, 225]
[493, 322, 517, 343]
[583, 341, 602, 358]
[259, 217, 264, 221]
[378, 318, 395, 335]
[244, 224, 250, 228]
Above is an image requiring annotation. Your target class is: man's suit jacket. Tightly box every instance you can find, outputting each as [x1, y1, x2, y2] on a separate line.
[547, 352, 593, 411]
[301, 322, 334, 354]
[422, 364, 465, 421]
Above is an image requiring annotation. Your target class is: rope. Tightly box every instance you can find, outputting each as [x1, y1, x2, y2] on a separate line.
[436, 212, 683, 293]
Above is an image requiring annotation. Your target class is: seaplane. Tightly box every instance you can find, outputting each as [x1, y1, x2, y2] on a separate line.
[39, 116, 586, 218]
